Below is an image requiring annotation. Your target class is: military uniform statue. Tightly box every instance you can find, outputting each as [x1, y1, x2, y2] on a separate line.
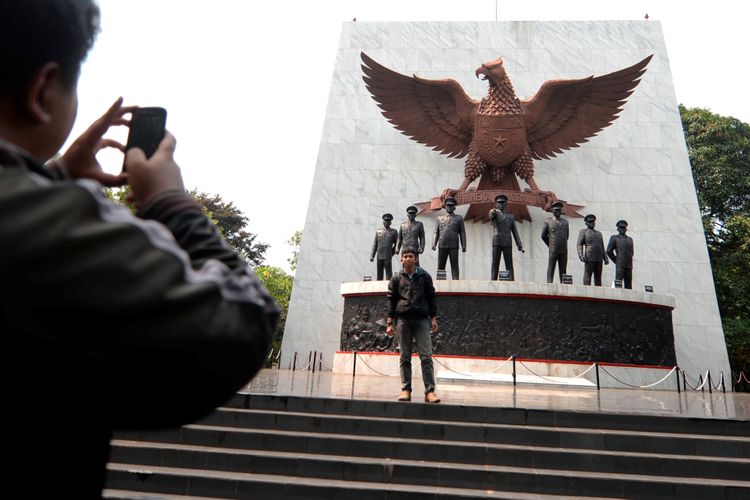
[606, 220, 634, 289]
[489, 194, 524, 280]
[576, 214, 609, 286]
[541, 201, 569, 283]
[396, 205, 426, 255]
[431, 197, 466, 279]
[370, 213, 398, 280]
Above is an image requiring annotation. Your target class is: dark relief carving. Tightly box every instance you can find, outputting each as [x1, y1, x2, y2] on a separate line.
[341, 295, 675, 366]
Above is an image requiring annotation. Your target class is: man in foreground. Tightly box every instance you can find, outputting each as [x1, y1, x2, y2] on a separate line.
[386, 248, 440, 403]
[1, 1, 277, 495]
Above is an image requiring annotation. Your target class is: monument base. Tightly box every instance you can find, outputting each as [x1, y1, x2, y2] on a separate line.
[340, 281, 677, 367]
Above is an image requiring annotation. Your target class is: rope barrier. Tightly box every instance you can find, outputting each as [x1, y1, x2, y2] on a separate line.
[736, 371, 750, 384]
[711, 372, 721, 391]
[573, 363, 597, 379]
[693, 371, 710, 391]
[599, 365, 677, 389]
[356, 355, 400, 377]
[683, 371, 700, 390]
[295, 356, 314, 372]
[433, 355, 514, 377]
[517, 360, 581, 384]
[318, 353, 334, 371]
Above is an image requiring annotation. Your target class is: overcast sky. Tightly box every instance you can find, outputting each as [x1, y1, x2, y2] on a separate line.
[70, 0, 749, 272]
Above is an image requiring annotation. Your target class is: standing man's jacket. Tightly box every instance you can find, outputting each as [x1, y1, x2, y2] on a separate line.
[387, 267, 437, 320]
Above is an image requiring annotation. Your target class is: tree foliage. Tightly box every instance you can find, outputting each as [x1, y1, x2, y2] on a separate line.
[255, 265, 294, 364]
[680, 106, 750, 386]
[189, 190, 269, 266]
[287, 230, 303, 272]
[106, 186, 269, 266]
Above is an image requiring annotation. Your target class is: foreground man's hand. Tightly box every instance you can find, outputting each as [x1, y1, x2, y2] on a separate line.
[60, 97, 135, 187]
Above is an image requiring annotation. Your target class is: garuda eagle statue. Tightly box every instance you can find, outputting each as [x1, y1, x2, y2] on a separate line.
[361, 52, 652, 218]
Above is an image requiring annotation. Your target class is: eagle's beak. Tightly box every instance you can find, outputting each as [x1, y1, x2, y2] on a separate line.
[475, 67, 488, 81]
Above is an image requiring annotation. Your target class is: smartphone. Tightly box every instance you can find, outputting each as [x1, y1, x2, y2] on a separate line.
[123, 107, 167, 167]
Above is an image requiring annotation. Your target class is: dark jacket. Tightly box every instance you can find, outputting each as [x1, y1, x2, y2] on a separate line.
[387, 267, 437, 320]
[1, 140, 278, 497]
[397, 220, 425, 254]
[371, 226, 398, 259]
[433, 213, 466, 250]
[607, 234, 634, 269]
[489, 209, 522, 248]
[577, 228, 608, 263]
[542, 216, 569, 254]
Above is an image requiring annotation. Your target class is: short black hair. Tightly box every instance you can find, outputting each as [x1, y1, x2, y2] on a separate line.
[401, 247, 418, 257]
[0, 0, 100, 99]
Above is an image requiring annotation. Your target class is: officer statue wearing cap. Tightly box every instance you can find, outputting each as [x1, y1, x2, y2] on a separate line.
[432, 197, 466, 279]
[396, 205, 426, 256]
[490, 194, 524, 280]
[577, 214, 609, 286]
[606, 220, 634, 289]
[370, 213, 399, 280]
[541, 201, 569, 283]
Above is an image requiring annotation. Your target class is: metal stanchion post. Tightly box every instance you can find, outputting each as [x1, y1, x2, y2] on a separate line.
[312, 351, 318, 373]
[350, 351, 358, 399]
[318, 353, 323, 371]
[721, 372, 726, 394]
[292, 352, 298, 371]
[512, 355, 516, 386]
[682, 371, 687, 391]
[707, 371, 713, 394]
[307, 351, 312, 371]
[595, 363, 600, 391]
[675, 366, 681, 393]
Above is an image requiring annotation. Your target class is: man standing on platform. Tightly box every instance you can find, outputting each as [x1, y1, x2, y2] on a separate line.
[396, 205, 426, 256]
[577, 214, 609, 286]
[490, 194, 524, 280]
[541, 201, 569, 283]
[386, 247, 440, 404]
[607, 220, 634, 289]
[432, 197, 466, 279]
[370, 213, 398, 280]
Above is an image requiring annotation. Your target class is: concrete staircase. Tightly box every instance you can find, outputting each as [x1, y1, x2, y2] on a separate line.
[104, 393, 750, 499]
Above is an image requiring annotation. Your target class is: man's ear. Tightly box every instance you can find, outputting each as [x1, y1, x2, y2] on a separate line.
[25, 62, 62, 124]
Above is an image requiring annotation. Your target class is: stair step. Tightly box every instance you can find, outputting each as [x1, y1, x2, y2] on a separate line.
[105, 463, 626, 499]
[106, 457, 750, 499]
[103, 489, 224, 499]
[119, 413, 750, 460]
[228, 394, 750, 436]
[110, 439, 750, 483]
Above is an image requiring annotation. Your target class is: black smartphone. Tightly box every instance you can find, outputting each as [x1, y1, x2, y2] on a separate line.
[123, 107, 167, 167]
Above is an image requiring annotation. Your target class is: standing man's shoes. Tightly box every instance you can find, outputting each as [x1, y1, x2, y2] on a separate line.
[398, 390, 412, 401]
[424, 392, 441, 403]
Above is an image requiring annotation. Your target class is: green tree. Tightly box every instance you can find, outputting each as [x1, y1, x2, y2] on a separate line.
[287, 230, 303, 272]
[107, 186, 269, 266]
[189, 190, 269, 266]
[255, 265, 293, 365]
[680, 106, 750, 388]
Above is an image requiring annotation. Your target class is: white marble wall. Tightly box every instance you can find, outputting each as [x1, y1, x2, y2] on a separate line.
[281, 21, 730, 380]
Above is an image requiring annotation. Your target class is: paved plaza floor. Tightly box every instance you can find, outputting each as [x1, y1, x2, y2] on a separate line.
[245, 369, 750, 421]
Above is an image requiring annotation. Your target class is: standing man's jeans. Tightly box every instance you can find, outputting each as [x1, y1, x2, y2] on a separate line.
[397, 317, 435, 394]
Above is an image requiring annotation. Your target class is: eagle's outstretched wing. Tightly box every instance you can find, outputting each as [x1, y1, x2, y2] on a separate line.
[522, 55, 652, 160]
[361, 52, 479, 158]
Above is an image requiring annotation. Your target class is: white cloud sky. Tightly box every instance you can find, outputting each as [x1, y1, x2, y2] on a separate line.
[70, 0, 750, 271]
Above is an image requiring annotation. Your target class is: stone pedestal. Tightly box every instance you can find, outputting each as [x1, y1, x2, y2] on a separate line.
[340, 281, 676, 366]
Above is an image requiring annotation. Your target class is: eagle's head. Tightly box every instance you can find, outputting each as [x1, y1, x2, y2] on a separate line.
[475, 57, 507, 87]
